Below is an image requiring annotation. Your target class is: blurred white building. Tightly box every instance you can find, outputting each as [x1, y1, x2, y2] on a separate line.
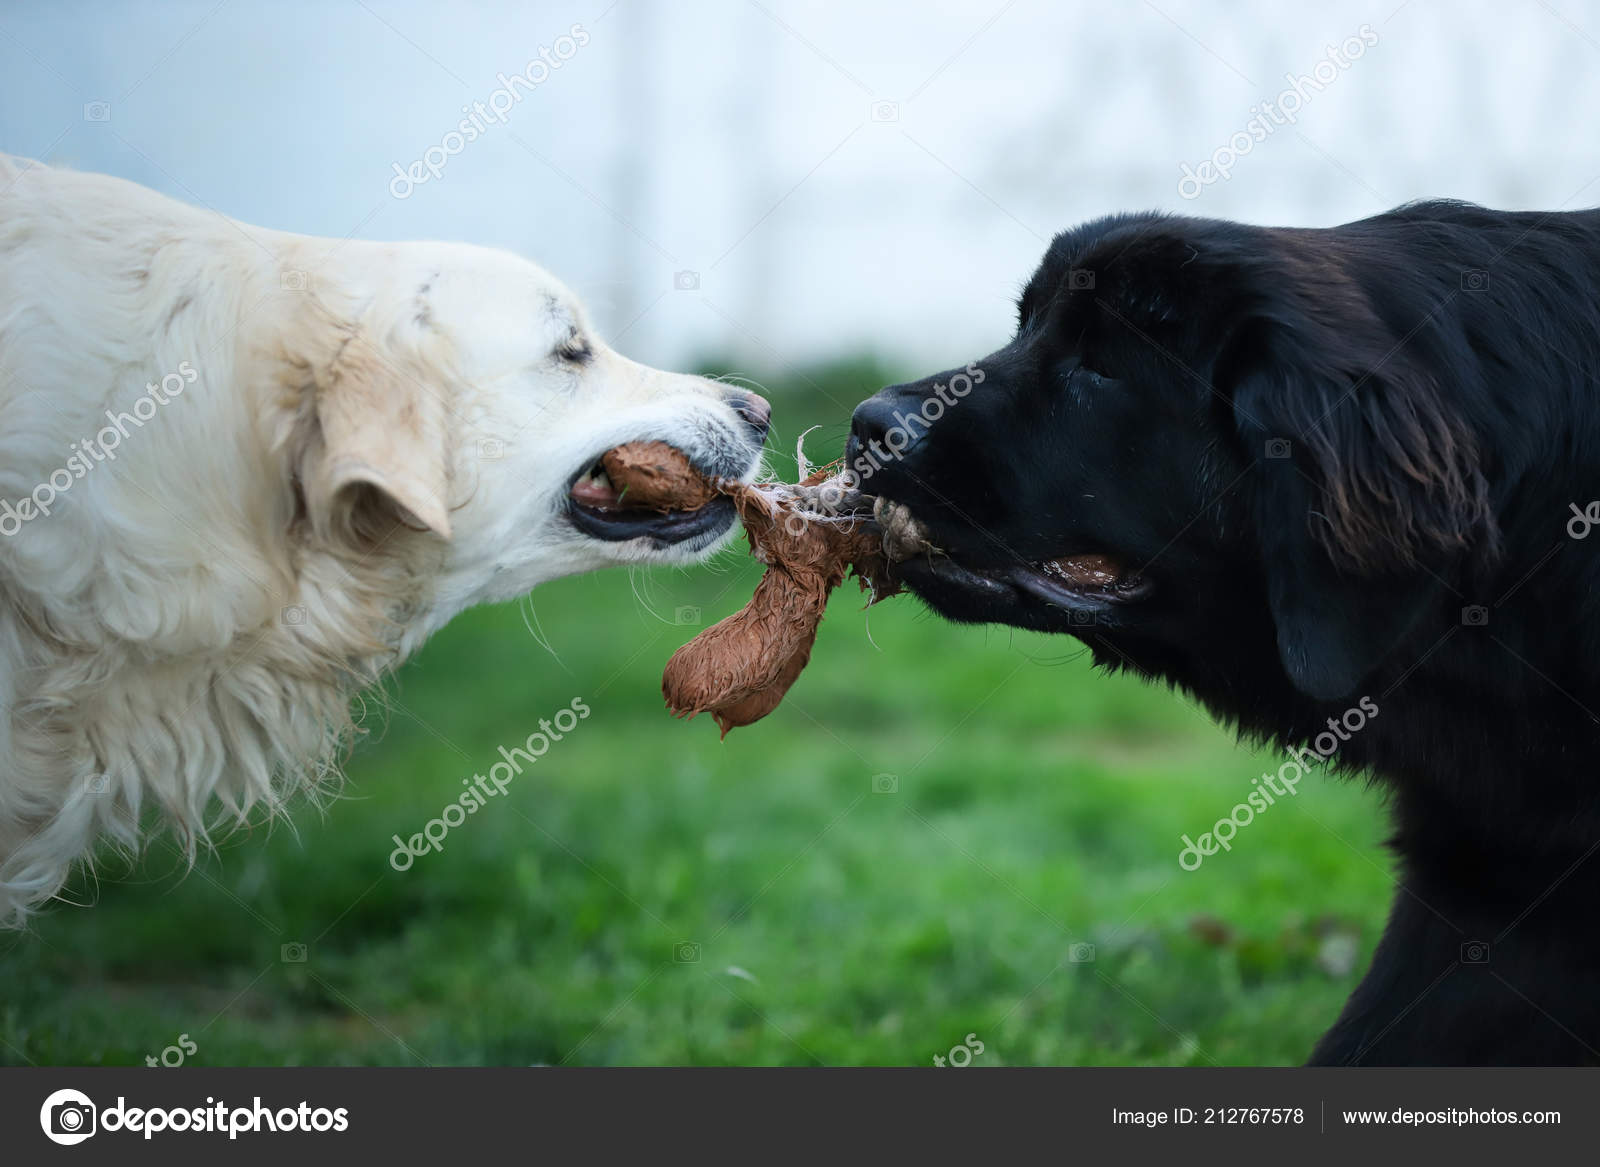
[2, 0, 1597, 374]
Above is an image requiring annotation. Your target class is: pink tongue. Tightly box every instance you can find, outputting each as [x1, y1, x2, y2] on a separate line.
[571, 476, 623, 508]
[1041, 554, 1124, 587]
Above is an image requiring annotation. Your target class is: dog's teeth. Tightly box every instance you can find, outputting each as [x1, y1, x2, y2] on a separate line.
[589, 468, 613, 490]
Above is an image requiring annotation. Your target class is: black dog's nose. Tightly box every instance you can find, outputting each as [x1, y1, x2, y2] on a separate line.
[728, 390, 771, 440]
[850, 387, 921, 458]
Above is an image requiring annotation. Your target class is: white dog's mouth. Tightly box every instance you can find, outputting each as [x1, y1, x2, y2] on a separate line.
[566, 447, 738, 546]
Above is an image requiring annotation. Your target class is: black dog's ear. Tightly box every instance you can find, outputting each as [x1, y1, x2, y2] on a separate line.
[1225, 316, 1494, 700]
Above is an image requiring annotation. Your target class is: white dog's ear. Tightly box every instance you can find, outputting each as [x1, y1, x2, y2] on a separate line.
[298, 329, 453, 542]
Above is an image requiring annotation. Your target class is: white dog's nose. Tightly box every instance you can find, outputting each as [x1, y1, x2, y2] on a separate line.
[728, 390, 771, 439]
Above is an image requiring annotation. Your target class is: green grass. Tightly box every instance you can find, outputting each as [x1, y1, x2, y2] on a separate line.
[0, 360, 1397, 1066]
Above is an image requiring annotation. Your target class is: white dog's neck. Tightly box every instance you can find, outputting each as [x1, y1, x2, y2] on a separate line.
[0, 162, 449, 924]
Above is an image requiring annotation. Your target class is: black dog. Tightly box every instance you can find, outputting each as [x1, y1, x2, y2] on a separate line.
[848, 202, 1600, 1065]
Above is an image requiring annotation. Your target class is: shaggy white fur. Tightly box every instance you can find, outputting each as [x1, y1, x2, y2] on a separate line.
[0, 155, 761, 926]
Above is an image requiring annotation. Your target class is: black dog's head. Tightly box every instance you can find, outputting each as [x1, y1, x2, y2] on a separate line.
[848, 210, 1503, 715]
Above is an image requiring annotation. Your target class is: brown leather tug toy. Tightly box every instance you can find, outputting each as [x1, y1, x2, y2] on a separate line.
[597, 442, 898, 736]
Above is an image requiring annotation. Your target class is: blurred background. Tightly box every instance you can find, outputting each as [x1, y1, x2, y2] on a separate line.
[0, 0, 1584, 1064]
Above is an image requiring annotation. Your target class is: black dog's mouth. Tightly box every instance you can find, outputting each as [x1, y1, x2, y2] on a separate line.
[566, 449, 737, 545]
[899, 551, 1152, 610]
[1008, 554, 1152, 606]
[872, 497, 1151, 616]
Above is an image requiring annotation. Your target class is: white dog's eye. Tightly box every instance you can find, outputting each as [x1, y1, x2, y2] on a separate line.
[556, 334, 592, 364]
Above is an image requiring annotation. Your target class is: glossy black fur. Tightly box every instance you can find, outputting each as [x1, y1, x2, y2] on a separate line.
[848, 202, 1600, 1065]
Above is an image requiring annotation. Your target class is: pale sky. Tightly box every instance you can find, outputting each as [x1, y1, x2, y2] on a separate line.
[3, 0, 1596, 373]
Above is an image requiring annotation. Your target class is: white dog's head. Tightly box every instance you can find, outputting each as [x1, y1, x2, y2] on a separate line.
[269, 239, 767, 639]
[0, 157, 771, 924]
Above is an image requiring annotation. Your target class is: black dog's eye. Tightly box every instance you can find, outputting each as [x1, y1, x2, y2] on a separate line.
[1067, 365, 1113, 390]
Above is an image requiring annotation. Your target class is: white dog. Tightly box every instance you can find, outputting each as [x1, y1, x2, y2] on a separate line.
[0, 155, 768, 925]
